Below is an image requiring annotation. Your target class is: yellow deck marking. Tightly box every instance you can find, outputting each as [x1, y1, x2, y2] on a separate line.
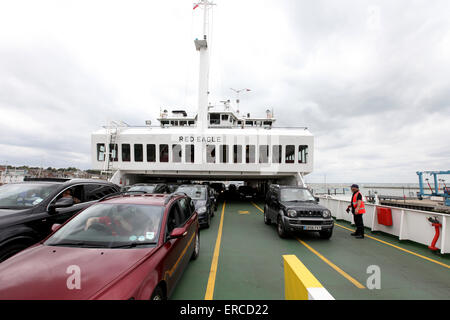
[251, 202, 263, 214]
[251, 202, 365, 288]
[297, 238, 366, 289]
[204, 201, 226, 300]
[239, 210, 249, 214]
[334, 222, 450, 269]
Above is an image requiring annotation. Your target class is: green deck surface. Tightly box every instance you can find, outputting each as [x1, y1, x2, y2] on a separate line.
[171, 200, 450, 300]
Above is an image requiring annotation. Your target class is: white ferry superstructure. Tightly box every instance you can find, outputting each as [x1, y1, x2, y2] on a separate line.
[91, 0, 314, 188]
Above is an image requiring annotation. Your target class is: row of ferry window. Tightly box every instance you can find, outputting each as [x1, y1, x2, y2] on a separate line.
[97, 144, 308, 164]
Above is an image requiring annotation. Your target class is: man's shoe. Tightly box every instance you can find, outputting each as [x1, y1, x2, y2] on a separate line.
[355, 235, 364, 239]
[351, 232, 357, 236]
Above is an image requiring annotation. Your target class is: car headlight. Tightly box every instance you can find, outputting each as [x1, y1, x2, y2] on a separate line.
[197, 206, 207, 214]
[322, 210, 331, 218]
[287, 209, 297, 218]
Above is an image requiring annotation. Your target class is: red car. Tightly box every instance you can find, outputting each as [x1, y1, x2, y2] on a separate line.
[0, 193, 199, 300]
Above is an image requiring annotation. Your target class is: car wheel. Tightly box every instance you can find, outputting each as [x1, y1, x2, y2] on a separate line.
[204, 213, 211, 229]
[191, 232, 200, 260]
[150, 286, 166, 300]
[0, 242, 30, 263]
[264, 205, 271, 225]
[277, 215, 288, 239]
[319, 229, 333, 240]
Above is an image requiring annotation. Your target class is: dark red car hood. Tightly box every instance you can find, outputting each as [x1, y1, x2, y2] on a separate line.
[0, 244, 154, 300]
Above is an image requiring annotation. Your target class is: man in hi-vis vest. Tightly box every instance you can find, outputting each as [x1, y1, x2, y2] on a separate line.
[346, 184, 366, 239]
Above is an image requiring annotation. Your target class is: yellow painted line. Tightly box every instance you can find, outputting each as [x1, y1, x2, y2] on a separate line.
[239, 210, 250, 214]
[297, 238, 366, 289]
[251, 202, 263, 214]
[204, 201, 226, 300]
[334, 222, 450, 269]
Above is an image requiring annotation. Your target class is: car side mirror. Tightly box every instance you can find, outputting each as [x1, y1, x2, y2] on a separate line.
[51, 223, 62, 232]
[169, 227, 188, 240]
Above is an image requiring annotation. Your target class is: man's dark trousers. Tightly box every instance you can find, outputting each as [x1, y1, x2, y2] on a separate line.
[353, 213, 364, 235]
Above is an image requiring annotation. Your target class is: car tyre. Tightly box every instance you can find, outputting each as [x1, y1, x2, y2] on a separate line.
[264, 205, 271, 225]
[203, 213, 211, 229]
[0, 242, 30, 263]
[150, 286, 166, 300]
[319, 229, 333, 240]
[277, 215, 288, 239]
[191, 232, 200, 260]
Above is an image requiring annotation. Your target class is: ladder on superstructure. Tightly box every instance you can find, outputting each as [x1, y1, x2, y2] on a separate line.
[101, 121, 126, 180]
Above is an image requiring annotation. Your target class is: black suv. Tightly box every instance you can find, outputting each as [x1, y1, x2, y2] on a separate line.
[0, 178, 119, 262]
[264, 185, 333, 239]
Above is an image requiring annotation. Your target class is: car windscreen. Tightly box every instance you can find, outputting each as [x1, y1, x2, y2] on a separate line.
[0, 183, 59, 209]
[280, 188, 315, 202]
[45, 203, 164, 248]
[128, 185, 156, 193]
[175, 186, 207, 200]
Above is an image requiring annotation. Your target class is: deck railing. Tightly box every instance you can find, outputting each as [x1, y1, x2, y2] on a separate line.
[318, 195, 449, 254]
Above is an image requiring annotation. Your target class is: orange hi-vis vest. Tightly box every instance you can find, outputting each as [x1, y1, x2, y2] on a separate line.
[352, 191, 366, 215]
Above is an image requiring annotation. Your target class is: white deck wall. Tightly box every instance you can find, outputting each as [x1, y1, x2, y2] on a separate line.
[319, 196, 450, 254]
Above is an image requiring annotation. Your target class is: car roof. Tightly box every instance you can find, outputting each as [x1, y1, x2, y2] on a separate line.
[21, 178, 115, 185]
[99, 193, 181, 206]
[177, 184, 206, 188]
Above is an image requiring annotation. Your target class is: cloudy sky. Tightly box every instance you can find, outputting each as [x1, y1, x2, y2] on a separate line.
[0, 0, 449, 183]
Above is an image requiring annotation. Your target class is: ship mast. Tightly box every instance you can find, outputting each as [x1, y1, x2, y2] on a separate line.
[194, 0, 215, 130]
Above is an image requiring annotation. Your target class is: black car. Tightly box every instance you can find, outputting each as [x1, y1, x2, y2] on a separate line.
[126, 184, 170, 194]
[175, 185, 215, 228]
[264, 185, 333, 239]
[210, 183, 226, 196]
[0, 178, 120, 262]
[238, 185, 257, 200]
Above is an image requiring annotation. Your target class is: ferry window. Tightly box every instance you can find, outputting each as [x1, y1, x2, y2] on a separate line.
[109, 144, 118, 162]
[220, 145, 229, 163]
[180, 121, 187, 126]
[122, 144, 131, 162]
[172, 144, 182, 163]
[210, 113, 220, 125]
[285, 145, 295, 163]
[147, 144, 156, 162]
[245, 121, 253, 126]
[161, 121, 169, 126]
[221, 114, 229, 121]
[160, 144, 169, 163]
[97, 144, 105, 161]
[188, 121, 195, 126]
[238, 121, 242, 125]
[185, 145, 195, 163]
[246, 145, 255, 163]
[233, 145, 242, 163]
[134, 144, 143, 162]
[259, 145, 269, 163]
[272, 145, 282, 163]
[298, 145, 308, 164]
[207, 145, 216, 163]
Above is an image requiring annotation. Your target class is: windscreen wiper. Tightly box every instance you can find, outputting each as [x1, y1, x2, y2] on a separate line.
[109, 242, 157, 249]
[48, 242, 108, 248]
